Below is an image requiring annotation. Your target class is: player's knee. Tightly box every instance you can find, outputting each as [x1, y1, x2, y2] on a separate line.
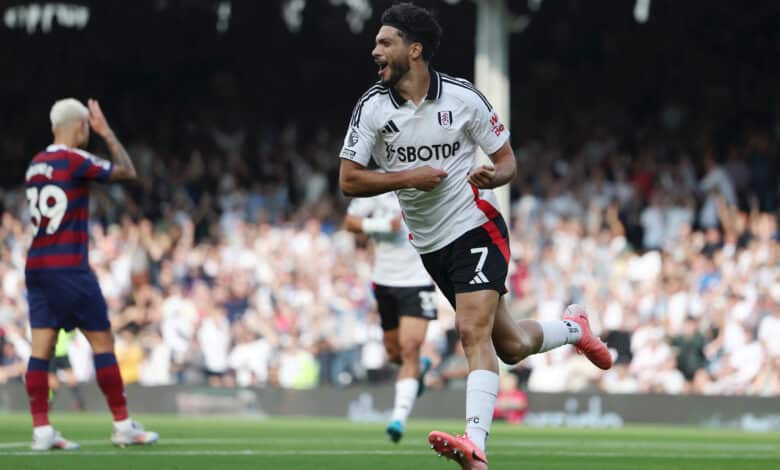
[399, 337, 422, 361]
[455, 314, 492, 349]
[456, 322, 491, 349]
[384, 344, 401, 364]
[84, 330, 114, 353]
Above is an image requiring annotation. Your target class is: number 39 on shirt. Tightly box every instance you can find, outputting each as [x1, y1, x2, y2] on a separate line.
[26, 185, 68, 235]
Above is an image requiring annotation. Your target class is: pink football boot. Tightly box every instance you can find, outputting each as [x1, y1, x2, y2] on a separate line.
[428, 431, 488, 470]
[563, 304, 613, 370]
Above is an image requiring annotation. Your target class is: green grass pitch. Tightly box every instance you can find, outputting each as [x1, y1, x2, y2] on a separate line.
[0, 414, 778, 469]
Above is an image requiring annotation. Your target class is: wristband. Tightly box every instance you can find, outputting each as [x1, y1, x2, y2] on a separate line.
[362, 217, 393, 234]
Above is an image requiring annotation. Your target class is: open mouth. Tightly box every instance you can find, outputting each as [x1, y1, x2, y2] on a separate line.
[377, 61, 388, 76]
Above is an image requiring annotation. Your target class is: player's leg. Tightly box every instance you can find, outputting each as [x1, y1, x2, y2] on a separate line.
[426, 221, 514, 469]
[80, 328, 159, 446]
[375, 284, 409, 442]
[382, 329, 401, 365]
[27, 328, 57, 429]
[387, 315, 430, 442]
[397, 285, 436, 388]
[429, 290, 495, 470]
[398, 316, 427, 379]
[375, 284, 402, 364]
[80, 329, 127, 420]
[455, 289, 499, 450]
[26, 271, 83, 450]
[75, 270, 157, 446]
[27, 328, 80, 450]
[492, 299, 612, 370]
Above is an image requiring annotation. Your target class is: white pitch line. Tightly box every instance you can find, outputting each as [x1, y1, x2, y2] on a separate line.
[0, 437, 391, 449]
[0, 449, 777, 460]
[487, 440, 780, 452]
[1, 437, 778, 453]
[3, 440, 774, 452]
[0, 449, 425, 457]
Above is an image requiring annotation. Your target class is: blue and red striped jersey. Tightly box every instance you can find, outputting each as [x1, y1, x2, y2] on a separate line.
[24, 144, 113, 271]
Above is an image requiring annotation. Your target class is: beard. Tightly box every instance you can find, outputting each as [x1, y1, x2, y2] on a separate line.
[383, 56, 410, 87]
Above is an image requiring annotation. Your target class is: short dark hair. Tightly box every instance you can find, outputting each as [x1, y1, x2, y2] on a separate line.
[381, 2, 443, 61]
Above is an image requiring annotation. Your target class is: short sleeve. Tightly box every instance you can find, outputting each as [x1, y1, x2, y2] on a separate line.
[339, 92, 380, 167]
[465, 86, 510, 156]
[69, 149, 113, 181]
[346, 197, 376, 217]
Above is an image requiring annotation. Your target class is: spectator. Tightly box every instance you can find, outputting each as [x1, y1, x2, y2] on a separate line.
[198, 307, 233, 388]
[671, 317, 708, 382]
[1, 109, 778, 398]
[493, 373, 528, 425]
[228, 326, 273, 388]
[0, 339, 24, 383]
[115, 329, 144, 385]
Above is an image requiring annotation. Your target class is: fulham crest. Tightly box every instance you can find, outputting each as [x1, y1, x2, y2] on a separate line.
[437, 111, 453, 128]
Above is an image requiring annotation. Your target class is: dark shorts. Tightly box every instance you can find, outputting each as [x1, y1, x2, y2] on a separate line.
[420, 215, 510, 309]
[26, 269, 110, 332]
[49, 355, 72, 373]
[373, 284, 438, 331]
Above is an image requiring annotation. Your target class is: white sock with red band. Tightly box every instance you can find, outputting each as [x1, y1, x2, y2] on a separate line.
[465, 369, 499, 452]
[538, 320, 582, 353]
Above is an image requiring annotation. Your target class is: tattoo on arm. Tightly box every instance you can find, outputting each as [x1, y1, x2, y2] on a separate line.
[103, 131, 136, 180]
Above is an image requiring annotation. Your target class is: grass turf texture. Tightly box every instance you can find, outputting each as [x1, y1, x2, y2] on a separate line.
[0, 414, 778, 469]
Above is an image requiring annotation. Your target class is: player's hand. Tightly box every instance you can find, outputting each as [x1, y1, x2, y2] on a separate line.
[87, 98, 113, 137]
[390, 216, 402, 232]
[468, 165, 496, 189]
[408, 166, 447, 192]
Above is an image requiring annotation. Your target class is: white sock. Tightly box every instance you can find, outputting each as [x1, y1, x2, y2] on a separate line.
[33, 425, 53, 437]
[114, 418, 132, 431]
[465, 370, 499, 452]
[538, 320, 582, 353]
[390, 378, 419, 425]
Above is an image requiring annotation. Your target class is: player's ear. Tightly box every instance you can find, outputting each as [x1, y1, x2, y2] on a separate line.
[409, 42, 423, 60]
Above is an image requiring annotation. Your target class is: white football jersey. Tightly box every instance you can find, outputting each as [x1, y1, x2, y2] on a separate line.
[347, 193, 433, 287]
[340, 69, 510, 254]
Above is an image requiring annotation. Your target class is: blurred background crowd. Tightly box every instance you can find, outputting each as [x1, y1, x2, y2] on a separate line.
[1, 1, 779, 399]
[1, 115, 778, 398]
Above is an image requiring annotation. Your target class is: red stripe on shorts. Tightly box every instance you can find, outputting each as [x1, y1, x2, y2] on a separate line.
[471, 183, 510, 262]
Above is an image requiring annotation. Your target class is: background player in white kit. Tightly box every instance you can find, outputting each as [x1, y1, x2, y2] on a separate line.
[345, 191, 436, 443]
[338, 3, 612, 469]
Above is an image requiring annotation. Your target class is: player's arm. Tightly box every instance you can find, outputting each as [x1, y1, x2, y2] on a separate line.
[338, 94, 446, 197]
[87, 99, 137, 182]
[344, 214, 401, 235]
[339, 160, 447, 197]
[462, 83, 516, 189]
[344, 195, 401, 234]
[467, 141, 517, 189]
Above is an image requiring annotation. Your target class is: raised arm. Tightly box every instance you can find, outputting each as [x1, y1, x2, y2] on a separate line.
[87, 99, 137, 182]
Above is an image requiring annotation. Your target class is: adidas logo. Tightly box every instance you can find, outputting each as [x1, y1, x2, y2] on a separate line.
[380, 120, 400, 135]
[469, 272, 489, 285]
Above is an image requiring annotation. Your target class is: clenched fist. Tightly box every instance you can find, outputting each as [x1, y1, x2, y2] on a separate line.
[467, 165, 496, 189]
[407, 166, 447, 192]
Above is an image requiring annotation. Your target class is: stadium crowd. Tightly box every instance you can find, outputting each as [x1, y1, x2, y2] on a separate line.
[0, 116, 778, 399]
